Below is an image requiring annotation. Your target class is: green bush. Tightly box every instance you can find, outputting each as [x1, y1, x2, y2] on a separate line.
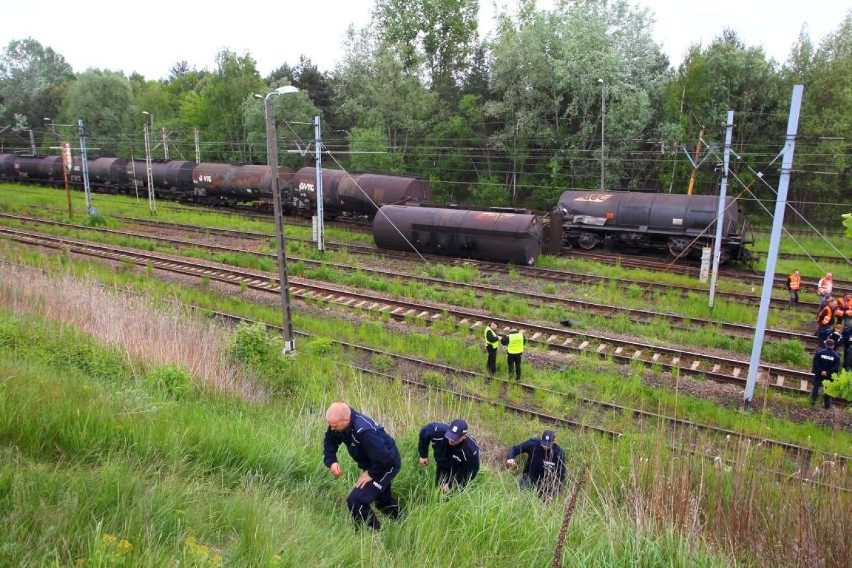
[228, 322, 277, 364]
[825, 369, 852, 401]
[306, 337, 335, 356]
[144, 365, 193, 399]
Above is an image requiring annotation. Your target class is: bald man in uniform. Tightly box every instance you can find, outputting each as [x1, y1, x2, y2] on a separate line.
[322, 402, 402, 530]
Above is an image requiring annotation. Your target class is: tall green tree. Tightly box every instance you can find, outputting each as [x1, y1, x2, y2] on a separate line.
[783, 14, 852, 225]
[373, 0, 479, 102]
[60, 70, 134, 155]
[0, 38, 73, 149]
[199, 50, 265, 161]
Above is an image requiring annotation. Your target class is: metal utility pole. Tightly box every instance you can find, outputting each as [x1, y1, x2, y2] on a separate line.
[194, 127, 201, 164]
[743, 85, 803, 410]
[29, 130, 36, 154]
[686, 125, 705, 195]
[598, 79, 606, 191]
[77, 120, 93, 215]
[162, 127, 170, 160]
[143, 120, 156, 214]
[314, 115, 324, 252]
[709, 111, 734, 308]
[260, 86, 299, 354]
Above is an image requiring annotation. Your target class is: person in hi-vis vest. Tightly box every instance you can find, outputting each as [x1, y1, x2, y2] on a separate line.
[501, 328, 526, 381]
[484, 322, 501, 376]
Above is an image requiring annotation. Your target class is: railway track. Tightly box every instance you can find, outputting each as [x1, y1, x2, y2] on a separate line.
[0, 213, 820, 347]
[190, 307, 851, 491]
[0, 225, 832, 404]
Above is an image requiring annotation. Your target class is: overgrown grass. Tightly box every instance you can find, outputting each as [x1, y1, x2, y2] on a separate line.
[0, 301, 849, 566]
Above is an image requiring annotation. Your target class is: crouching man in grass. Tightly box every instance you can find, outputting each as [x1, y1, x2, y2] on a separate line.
[418, 418, 480, 494]
[506, 430, 567, 500]
[323, 402, 402, 530]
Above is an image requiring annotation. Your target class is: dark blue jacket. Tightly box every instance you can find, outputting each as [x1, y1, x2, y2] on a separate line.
[418, 422, 480, 488]
[507, 439, 567, 488]
[812, 347, 841, 379]
[323, 408, 401, 481]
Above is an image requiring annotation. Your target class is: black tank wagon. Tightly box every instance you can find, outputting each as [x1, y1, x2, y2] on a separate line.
[286, 167, 432, 218]
[373, 205, 544, 265]
[556, 190, 750, 263]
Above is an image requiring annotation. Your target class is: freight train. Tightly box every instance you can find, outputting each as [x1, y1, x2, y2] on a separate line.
[0, 153, 752, 266]
[0, 153, 432, 218]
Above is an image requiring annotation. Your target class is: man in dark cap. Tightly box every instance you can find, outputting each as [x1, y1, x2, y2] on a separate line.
[323, 402, 402, 530]
[811, 339, 841, 409]
[506, 430, 567, 499]
[418, 418, 480, 493]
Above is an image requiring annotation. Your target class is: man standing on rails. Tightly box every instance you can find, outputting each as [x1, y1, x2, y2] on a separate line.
[787, 269, 802, 306]
[323, 402, 402, 530]
[501, 328, 526, 381]
[506, 430, 567, 500]
[817, 272, 834, 305]
[484, 322, 501, 377]
[418, 418, 480, 493]
[811, 339, 841, 409]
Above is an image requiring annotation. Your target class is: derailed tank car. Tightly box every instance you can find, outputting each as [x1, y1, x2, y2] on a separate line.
[373, 205, 543, 265]
[286, 167, 432, 217]
[556, 190, 750, 263]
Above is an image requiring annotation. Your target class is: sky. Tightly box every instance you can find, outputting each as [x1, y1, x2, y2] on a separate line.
[3, 0, 849, 80]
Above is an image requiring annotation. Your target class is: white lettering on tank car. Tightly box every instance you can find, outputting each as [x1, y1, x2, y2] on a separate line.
[197, 175, 213, 183]
[672, 218, 684, 225]
[298, 182, 315, 192]
[575, 194, 612, 203]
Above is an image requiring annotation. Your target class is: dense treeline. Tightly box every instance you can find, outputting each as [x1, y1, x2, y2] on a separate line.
[0, 0, 849, 224]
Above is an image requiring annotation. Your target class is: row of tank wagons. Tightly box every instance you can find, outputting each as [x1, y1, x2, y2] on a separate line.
[1, 153, 750, 266]
[372, 191, 751, 266]
[0, 154, 432, 217]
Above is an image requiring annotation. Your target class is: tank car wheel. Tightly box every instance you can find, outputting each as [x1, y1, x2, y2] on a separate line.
[577, 233, 599, 250]
[667, 238, 694, 258]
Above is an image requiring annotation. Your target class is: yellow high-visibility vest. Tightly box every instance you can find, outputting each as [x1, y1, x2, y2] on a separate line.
[507, 332, 525, 354]
[484, 327, 499, 349]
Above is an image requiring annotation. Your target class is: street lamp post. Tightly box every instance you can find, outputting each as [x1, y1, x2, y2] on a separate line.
[258, 86, 299, 354]
[598, 79, 606, 191]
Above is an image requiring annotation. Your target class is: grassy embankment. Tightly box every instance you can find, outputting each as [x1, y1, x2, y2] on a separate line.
[0, 263, 850, 567]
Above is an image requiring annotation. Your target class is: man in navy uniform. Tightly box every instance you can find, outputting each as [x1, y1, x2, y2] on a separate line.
[506, 430, 567, 499]
[811, 339, 841, 409]
[418, 418, 480, 493]
[323, 402, 401, 530]
[484, 322, 501, 376]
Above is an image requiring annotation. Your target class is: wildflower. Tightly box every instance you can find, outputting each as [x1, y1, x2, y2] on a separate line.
[102, 534, 117, 544]
[118, 540, 133, 553]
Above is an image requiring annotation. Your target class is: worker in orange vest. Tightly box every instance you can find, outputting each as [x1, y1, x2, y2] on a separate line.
[835, 293, 852, 327]
[787, 270, 801, 306]
[817, 300, 836, 346]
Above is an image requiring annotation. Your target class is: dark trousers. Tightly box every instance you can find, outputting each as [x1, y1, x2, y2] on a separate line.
[486, 346, 497, 375]
[346, 466, 400, 530]
[816, 326, 831, 346]
[810, 377, 833, 409]
[788, 290, 799, 305]
[507, 353, 522, 380]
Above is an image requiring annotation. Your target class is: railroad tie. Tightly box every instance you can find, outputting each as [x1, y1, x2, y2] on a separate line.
[632, 350, 642, 359]
[732, 368, 741, 378]
[417, 311, 430, 319]
[471, 320, 483, 329]
[458, 318, 470, 327]
[690, 361, 700, 370]
[614, 347, 623, 355]
[562, 338, 573, 345]
[597, 344, 608, 353]
[578, 340, 589, 349]
[367, 302, 380, 310]
[775, 375, 785, 386]
[712, 364, 721, 373]
[671, 357, 680, 365]
[404, 309, 416, 317]
[530, 332, 542, 341]
[431, 313, 442, 320]
[390, 307, 403, 314]
[651, 353, 661, 362]
[799, 379, 809, 391]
